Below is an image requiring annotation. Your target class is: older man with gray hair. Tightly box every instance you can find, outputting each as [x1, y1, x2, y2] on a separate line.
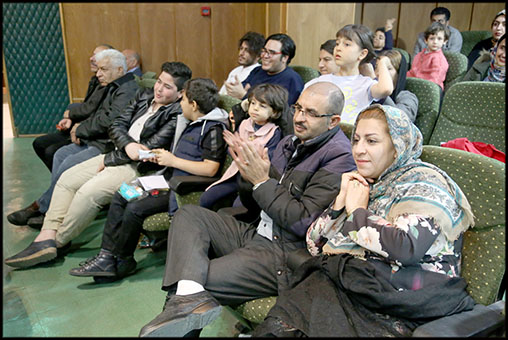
[6, 49, 138, 231]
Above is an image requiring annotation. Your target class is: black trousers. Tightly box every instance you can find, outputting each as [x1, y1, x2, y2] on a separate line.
[162, 204, 280, 306]
[101, 190, 170, 258]
[32, 103, 81, 171]
[32, 130, 71, 171]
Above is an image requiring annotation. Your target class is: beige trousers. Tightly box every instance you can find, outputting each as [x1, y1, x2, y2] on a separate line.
[41, 154, 139, 246]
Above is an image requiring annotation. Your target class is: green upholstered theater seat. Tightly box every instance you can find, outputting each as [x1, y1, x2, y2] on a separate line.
[428, 81, 505, 152]
[460, 30, 492, 57]
[289, 65, 320, 84]
[420, 145, 505, 306]
[405, 77, 442, 144]
[443, 51, 468, 93]
[393, 47, 411, 67]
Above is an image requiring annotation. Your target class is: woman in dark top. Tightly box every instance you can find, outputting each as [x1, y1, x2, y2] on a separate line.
[467, 9, 505, 70]
[252, 104, 476, 337]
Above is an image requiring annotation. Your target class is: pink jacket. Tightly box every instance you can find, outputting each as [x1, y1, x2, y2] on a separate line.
[206, 117, 278, 190]
[407, 48, 449, 90]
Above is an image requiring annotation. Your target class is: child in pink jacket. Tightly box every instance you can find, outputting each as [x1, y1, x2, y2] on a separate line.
[407, 22, 450, 90]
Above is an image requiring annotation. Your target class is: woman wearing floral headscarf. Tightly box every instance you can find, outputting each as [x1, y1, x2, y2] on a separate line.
[463, 33, 505, 82]
[252, 104, 476, 337]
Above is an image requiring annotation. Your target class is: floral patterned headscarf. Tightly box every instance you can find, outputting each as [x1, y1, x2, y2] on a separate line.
[487, 34, 505, 83]
[351, 104, 474, 242]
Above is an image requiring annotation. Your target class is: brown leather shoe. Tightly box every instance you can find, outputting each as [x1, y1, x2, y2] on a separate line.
[7, 201, 42, 226]
[139, 291, 222, 337]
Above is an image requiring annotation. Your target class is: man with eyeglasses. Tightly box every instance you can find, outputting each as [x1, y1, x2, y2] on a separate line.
[139, 81, 356, 337]
[225, 33, 304, 105]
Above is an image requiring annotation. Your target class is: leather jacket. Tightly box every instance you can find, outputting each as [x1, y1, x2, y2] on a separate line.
[104, 87, 182, 174]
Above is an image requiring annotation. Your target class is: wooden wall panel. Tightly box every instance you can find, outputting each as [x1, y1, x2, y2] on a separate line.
[470, 2, 506, 31]
[246, 3, 267, 36]
[173, 3, 212, 79]
[268, 3, 283, 35]
[438, 3, 473, 31]
[397, 3, 437, 52]
[61, 3, 140, 101]
[136, 4, 177, 76]
[60, 2, 503, 102]
[287, 3, 358, 68]
[210, 3, 246, 87]
[362, 3, 400, 40]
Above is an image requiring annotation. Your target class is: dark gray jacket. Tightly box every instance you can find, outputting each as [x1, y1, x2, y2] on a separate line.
[75, 72, 138, 153]
[104, 87, 182, 174]
[68, 75, 107, 122]
[242, 126, 357, 292]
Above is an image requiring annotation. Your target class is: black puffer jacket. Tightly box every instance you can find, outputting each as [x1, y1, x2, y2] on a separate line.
[75, 72, 138, 153]
[103, 87, 182, 174]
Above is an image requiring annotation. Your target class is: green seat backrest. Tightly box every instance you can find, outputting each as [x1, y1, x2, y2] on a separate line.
[420, 145, 505, 305]
[218, 94, 241, 113]
[134, 71, 157, 89]
[428, 81, 505, 152]
[339, 121, 354, 140]
[289, 65, 320, 84]
[443, 51, 468, 92]
[393, 47, 411, 67]
[460, 30, 492, 57]
[406, 77, 442, 144]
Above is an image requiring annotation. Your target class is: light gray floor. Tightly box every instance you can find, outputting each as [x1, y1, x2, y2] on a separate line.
[3, 137, 241, 337]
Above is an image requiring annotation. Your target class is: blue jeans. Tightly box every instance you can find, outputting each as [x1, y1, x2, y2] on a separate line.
[37, 143, 101, 213]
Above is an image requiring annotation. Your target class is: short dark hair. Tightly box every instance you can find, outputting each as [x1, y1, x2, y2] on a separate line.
[320, 39, 336, 55]
[183, 78, 219, 114]
[424, 22, 450, 41]
[239, 31, 265, 57]
[265, 33, 296, 64]
[375, 27, 385, 34]
[336, 24, 376, 64]
[161, 62, 192, 91]
[431, 7, 451, 21]
[248, 83, 288, 122]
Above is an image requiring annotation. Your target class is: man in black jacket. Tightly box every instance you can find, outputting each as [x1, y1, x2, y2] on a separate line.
[7, 48, 138, 228]
[32, 44, 113, 171]
[138, 81, 357, 337]
[5, 61, 192, 269]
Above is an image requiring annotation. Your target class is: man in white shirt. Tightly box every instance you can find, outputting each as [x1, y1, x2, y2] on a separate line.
[220, 31, 265, 96]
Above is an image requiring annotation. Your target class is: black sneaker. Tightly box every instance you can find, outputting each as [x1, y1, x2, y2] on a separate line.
[5, 239, 57, 268]
[116, 256, 137, 278]
[7, 201, 42, 226]
[69, 250, 116, 277]
[139, 291, 222, 337]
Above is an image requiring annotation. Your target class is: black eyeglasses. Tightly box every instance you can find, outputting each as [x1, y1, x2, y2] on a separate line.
[291, 104, 338, 118]
[261, 48, 283, 58]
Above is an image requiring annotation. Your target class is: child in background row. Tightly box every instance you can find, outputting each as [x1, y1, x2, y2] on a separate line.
[362, 49, 418, 122]
[370, 17, 397, 70]
[407, 22, 450, 90]
[306, 24, 394, 124]
[199, 83, 288, 210]
[373, 18, 396, 55]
